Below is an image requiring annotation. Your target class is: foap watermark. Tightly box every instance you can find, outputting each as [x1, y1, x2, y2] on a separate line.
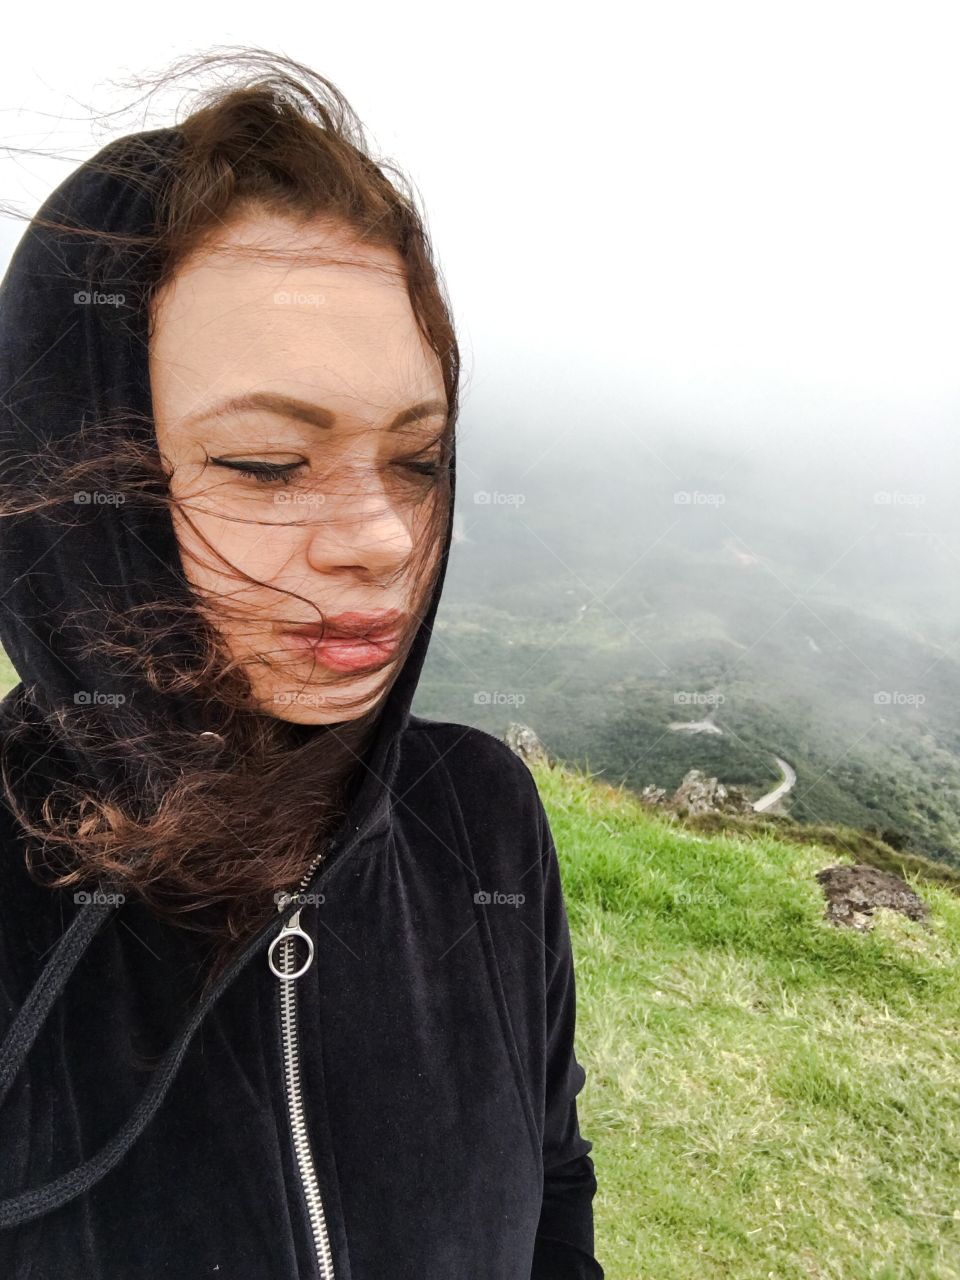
[274, 290, 326, 308]
[874, 690, 926, 707]
[873, 490, 926, 507]
[274, 491, 325, 506]
[73, 690, 126, 707]
[73, 289, 126, 308]
[673, 690, 725, 706]
[274, 890, 326, 908]
[274, 690, 331, 708]
[73, 490, 125, 505]
[473, 690, 526, 707]
[673, 889, 724, 908]
[75, 889, 126, 905]
[673, 490, 726, 506]
[473, 888, 525, 908]
[473, 490, 526, 507]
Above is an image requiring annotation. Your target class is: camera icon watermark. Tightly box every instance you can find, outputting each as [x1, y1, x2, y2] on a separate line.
[73, 490, 125, 505]
[274, 491, 325, 506]
[274, 890, 326, 907]
[473, 490, 526, 507]
[673, 690, 725, 706]
[874, 690, 926, 707]
[73, 290, 126, 308]
[74, 889, 126, 905]
[673, 889, 724, 907]
[274, 690, 330, 707]
[273, 290, 326, 308]
[473, 690, 526, 707]
[673, 490, 726, 506]
[873, 490, 926, 506]
[73, 690, 126, 707]
[473, 888, 525, 908]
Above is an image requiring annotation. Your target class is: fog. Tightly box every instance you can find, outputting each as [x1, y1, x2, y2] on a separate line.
[3, 5, 958, 497]
[1, 3, 958, 855]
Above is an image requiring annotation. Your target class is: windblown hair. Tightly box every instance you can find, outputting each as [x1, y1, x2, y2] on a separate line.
[0, 48, 460, 997]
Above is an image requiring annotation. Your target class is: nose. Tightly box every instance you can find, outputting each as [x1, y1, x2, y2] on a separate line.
[303, 465, 415, 581]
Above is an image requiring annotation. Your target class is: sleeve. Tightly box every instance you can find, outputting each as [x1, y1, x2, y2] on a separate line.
[531, 794, 605, 1280]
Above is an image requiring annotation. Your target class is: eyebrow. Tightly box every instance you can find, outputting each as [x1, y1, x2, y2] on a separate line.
[182, 391, 449, 433]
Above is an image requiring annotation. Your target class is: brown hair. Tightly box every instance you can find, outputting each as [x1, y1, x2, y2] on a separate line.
[0, 48, 460, 997]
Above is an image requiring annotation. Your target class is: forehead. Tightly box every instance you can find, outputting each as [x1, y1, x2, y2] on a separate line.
[149, 211, 444, 429]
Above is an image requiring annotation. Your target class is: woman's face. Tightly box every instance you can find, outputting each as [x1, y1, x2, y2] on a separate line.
[149, 210, 447, 725]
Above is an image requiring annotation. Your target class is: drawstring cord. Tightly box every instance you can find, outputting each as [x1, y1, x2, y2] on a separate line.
[0, 886, 300, 1228]
[0, 895, 116, 1106]
[0, 786, 391, 1230]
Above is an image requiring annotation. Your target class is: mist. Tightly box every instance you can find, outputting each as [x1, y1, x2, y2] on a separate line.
[1, 1, 958, 860]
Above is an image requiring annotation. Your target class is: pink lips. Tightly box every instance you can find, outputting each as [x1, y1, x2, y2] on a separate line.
[281, 631, 401, 673]
[279, 611, 407, 673]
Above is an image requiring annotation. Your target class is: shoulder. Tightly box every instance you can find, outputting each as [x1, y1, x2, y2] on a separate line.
[403, 714, 538, 793]
[399, 715, 546, 844]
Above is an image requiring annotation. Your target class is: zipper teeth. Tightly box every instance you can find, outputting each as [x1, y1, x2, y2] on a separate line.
[277, 842, 337, 1280]
[278, 942, 336, 1279]
[299, 846, 327, 893]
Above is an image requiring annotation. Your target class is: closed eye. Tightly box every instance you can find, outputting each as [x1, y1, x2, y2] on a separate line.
[401, 459, 443, 478]
[210, 458, 305, 485]
[396, 438, 446, 481]
[208, 452, 445, 487]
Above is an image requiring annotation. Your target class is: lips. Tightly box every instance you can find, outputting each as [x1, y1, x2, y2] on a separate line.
[283, 610, 408, 642]
[278, 610, 408, 674]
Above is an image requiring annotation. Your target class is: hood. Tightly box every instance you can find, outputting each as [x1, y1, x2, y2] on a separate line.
[0, 127, 456, 1228]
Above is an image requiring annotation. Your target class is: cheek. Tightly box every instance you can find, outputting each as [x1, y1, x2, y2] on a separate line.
[171, 504, 306, 590]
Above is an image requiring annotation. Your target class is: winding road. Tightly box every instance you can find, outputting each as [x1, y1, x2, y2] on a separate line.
[752, 755, 797, 812]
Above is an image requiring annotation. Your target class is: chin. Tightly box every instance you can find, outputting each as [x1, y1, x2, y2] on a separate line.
[255, 672, 386, 724]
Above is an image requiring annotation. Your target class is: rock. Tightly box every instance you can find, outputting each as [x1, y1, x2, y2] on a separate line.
[815, 863, 930, 931]
[502, 722, 554, 768]
[669, 768, 755, 817]
[640, 784, 669, 807]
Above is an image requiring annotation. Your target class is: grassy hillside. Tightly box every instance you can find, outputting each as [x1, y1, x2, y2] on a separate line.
[0, 652, 17, 695]
[536, 756, 960, 1280]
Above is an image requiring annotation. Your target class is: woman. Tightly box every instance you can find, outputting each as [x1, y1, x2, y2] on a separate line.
[0, 52, 602, 1279]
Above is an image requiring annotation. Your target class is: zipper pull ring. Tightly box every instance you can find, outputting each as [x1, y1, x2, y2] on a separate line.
[268, 891, 316, 981]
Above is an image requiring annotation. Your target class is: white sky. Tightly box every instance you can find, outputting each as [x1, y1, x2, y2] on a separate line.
[1, 0, 957, 477]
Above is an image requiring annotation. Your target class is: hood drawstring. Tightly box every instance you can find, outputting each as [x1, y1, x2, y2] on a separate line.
[0, 897, 117, 1109]
[0, 790, 393, 1229]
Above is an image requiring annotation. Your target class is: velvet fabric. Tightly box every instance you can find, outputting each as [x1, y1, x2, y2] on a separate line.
[0, 127, 603, 1279]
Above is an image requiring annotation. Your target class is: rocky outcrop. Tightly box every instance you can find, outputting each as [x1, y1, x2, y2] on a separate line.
[815, 864, 930, 931]
[502, 722, 555, 768]
[643, 768, 755, 818]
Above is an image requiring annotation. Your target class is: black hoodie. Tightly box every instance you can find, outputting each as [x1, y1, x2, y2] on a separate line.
[0, 129, 603, 1280]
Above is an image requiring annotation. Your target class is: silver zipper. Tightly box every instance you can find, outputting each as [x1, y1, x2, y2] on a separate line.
[268, 849, 335, 1280]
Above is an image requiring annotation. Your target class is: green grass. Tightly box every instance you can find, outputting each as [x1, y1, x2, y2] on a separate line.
[533, 758, 960, 1280]
[0, 653, 18, 696]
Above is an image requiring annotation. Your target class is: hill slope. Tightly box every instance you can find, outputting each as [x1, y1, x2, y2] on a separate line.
[537, 757, 960, 1280]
